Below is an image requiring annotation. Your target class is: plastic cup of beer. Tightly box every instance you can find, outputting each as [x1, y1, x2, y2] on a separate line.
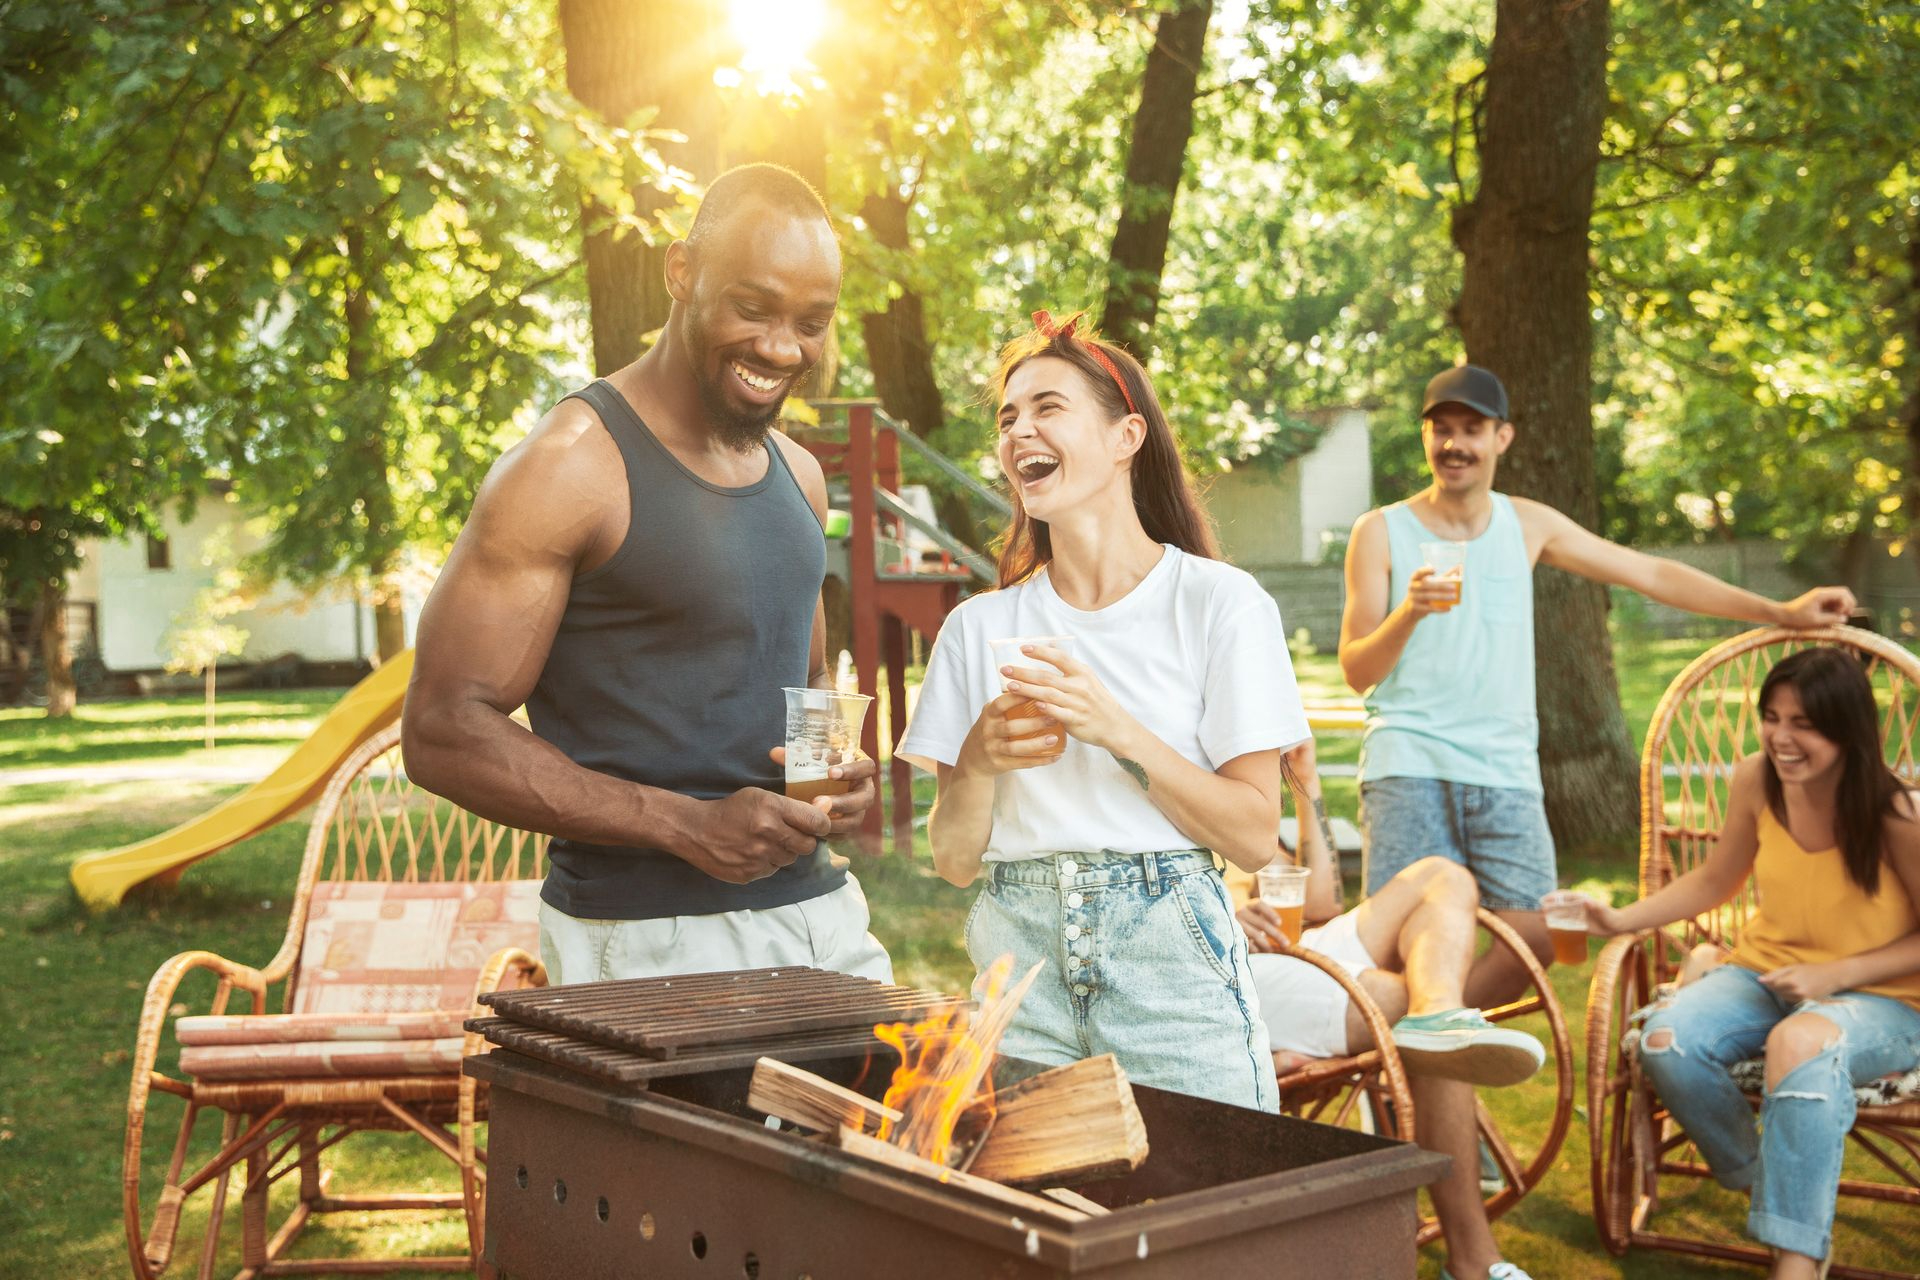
[988, 635, 1075, 762]
[1542, 894, 1590, 966]
[781, 687, 872, 804]
[1256, 864, 1312, 946]
[1420, 539, 1467, 611]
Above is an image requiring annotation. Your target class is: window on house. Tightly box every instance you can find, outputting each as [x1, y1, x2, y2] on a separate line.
[146, 535, 171, 570]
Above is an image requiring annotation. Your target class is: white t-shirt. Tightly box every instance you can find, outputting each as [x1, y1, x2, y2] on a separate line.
[897, 545, 1310, 861]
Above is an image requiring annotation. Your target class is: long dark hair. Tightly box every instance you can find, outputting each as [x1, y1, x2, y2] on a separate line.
[1759, 647, 1904, 894]
[989, 314, 1217, 588]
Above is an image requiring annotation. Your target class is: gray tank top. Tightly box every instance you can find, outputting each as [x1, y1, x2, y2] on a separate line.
[529, 379, 844, 919]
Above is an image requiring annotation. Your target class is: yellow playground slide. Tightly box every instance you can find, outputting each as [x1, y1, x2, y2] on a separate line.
[69, 650, 413, 909]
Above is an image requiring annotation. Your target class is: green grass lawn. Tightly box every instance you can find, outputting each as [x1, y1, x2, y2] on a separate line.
[1, 638, 1911, 1278]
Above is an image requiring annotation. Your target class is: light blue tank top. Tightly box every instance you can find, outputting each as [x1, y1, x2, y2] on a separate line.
[1359, 494, 1541, 793]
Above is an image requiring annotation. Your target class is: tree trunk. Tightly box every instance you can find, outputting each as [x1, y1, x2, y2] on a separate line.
[345, 227, 404, 662]
[1903, 212, 1920, 590]
[1452, 0, 1634, 860]
[858, 189, 983, 554]
[38, 581, 75, 718]
[1099, 0, 1214, 355]
[1, 587, 38, 706]
[204, 663, 217, 749]
[373, 591, 408, 662]
[560, 0, 721, 374]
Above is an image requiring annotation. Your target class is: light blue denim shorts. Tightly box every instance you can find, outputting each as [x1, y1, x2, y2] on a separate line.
[1360, 775, 1556, 911]
[965, 849, 1278, 1113]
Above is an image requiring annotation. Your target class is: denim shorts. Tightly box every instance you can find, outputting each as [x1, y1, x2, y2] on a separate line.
[966, 850, 1279, 1113]
[1360, 775, 1555, 911]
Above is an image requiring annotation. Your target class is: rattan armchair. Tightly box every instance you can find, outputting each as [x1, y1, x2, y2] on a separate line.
[123, 722, 548, 1279]
[1586, 626, 1920, 1278]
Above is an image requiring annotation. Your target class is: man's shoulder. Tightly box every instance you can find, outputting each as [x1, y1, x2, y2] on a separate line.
[480, 396, 624, 512]
[517, 393, 620, 468]
[768, 426, 824, 483]
[1344, 505, 1393, 562]
[1502, 493, 1562, 526]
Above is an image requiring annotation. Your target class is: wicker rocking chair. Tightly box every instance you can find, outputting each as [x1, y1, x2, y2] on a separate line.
[123, 722, 548, 1279]
[1230, 872, 1574, 1245]
[1586, 626, 1920, 1278]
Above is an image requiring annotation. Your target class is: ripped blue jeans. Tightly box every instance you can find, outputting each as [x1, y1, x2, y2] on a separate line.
[1637, 963, 1920, 1260]
[966, 850, 1278, 1113]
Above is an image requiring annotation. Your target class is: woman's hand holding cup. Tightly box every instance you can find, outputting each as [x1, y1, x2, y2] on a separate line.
[959, 688, 1065, 775]
[1539, 888, 1623, 938]
[1000, 641, 1136, 755]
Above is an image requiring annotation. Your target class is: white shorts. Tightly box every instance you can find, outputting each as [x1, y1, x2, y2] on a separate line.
[1247, 911, 1380, 1059]
[538, 876, 894, 986]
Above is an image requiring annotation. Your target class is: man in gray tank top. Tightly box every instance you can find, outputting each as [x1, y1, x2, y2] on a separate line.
[402, 165, 890, 984]
[1334, 365, 1854, 1280]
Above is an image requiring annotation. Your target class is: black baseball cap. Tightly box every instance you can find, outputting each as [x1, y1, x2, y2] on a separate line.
[1421, 365, 1509, 421]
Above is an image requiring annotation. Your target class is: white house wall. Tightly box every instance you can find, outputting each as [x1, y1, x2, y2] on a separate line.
[1295, 409, 1373, 564]
[76, 497, 420, 672]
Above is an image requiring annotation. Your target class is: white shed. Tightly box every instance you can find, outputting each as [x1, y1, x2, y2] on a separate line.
[68, 492, 422, 674]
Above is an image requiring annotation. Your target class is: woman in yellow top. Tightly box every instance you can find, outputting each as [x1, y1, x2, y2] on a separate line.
[1552, 648, 1920, 1280]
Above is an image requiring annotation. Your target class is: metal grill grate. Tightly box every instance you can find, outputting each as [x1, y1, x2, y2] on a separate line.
[472, 966, 962, 1083]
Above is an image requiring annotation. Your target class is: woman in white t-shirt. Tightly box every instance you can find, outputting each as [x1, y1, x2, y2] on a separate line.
[896, 311, 1309, 1111]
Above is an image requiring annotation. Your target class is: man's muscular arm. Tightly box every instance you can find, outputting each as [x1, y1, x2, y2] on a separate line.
[1517, 500, 1856, 629]
[402, 407, 828, 884]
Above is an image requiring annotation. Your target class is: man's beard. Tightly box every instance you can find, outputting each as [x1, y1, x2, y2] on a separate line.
[684, 310, 813, 451]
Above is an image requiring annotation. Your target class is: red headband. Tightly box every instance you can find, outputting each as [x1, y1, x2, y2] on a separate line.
[1032, 309, 1139, 417]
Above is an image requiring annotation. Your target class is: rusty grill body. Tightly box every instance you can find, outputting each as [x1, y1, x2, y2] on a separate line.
[469, 968, 1446, 1279]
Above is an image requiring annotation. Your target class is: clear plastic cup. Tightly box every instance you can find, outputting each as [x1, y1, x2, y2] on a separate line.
[1420, 539, 1467, 611]
[1542, 895, 1590, 966]
[1256, 864, 1312, 945]
[781, 687, 872, 803]
[987, 635, 1075, 762]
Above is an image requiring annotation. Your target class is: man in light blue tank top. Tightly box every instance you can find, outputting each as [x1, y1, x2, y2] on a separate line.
[1334, 365, 1856, 1280]
[1342, 364, 1856, 990]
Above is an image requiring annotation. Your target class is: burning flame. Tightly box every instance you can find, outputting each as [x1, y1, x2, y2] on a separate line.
[873, 954, 1014, 1167]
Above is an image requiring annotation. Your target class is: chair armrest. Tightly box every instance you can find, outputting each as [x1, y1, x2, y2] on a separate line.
[463, 947, 546, 1057]
[128, 951, 270, 1107]
[1270, 942, 1417, 1141]
[469, 946, 546, 1004]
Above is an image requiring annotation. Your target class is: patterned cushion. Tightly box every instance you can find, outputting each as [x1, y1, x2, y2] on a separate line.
[1622, 1025, 1920, 1108]
[1726, 1055, 1920, 1106]
[178, 1037, 465, 1081]
[170, 880, 539, 1083]
[293, 879, 541, 1016]
[177, 1010, 467, 1045]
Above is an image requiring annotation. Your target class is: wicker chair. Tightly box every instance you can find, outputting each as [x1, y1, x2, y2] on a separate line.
[1230, 872, 1574, 1245]
[1586, 626, 1920, 1278]
[123, 722, 548, 1279]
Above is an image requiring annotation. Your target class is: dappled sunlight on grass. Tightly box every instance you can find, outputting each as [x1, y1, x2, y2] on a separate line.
[0, 778, 240, 844]
[0, 690, 331, 770]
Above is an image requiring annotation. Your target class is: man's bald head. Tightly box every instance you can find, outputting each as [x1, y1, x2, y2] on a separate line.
[686, 163, 833, 249]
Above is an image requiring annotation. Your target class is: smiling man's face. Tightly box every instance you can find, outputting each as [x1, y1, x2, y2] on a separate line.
[672, 201, 841, 449]
[1421, 403, 1513, 495]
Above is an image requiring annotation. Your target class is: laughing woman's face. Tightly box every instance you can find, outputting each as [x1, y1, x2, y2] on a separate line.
[995, 356, 1132, 523]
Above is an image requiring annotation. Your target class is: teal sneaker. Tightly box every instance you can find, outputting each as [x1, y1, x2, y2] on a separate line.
[1390, 1008, 1545, 1087]
[1440, 1264, 1534, 1280]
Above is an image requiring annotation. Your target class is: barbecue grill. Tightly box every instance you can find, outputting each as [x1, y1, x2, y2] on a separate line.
[468, 967, 1447, 1278]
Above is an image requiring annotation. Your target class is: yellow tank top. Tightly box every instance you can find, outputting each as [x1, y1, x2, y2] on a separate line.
[1727, 806, 1920, 1007]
